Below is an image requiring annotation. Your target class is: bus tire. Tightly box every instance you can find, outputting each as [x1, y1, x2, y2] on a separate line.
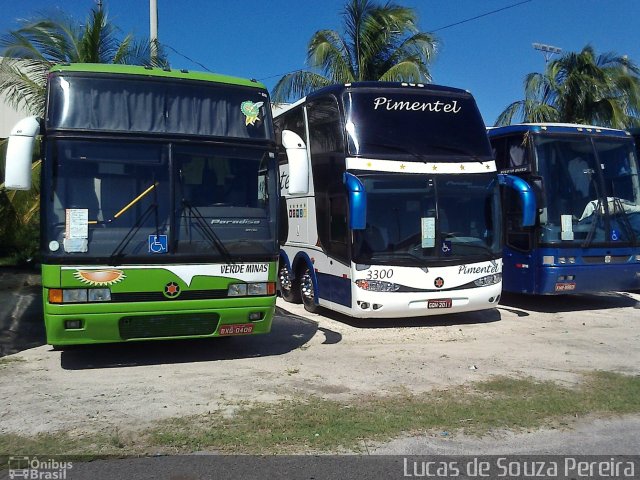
[300, 266, 320, 313]
[278, 262, 301, 303]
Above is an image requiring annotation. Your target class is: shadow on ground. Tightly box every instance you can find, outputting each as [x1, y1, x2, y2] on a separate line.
[294, 304, 503, 329]
[0, 268, 44, 357]
[59, 307, 321, 370]
[500, 291, 639, 314]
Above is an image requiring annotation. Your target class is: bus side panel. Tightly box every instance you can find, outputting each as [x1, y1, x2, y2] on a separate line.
[316, 271, 351, 307]
[502, 247, 535, 294]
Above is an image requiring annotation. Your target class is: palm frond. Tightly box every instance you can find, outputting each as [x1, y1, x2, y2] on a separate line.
[271, 71, 332, 103]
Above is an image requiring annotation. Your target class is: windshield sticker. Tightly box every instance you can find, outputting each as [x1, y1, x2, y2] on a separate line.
[441, 240, 452, 255]
[74, 269, 125, 286]
[65, 208, 88, 239]
[241, 101, 264, 126]
[148, 234, 168, 254]
[561, 214, 574, 241]
[63, 238, 88, 253]
[373, 96, 461, 113]
[421, 217, 435, 248]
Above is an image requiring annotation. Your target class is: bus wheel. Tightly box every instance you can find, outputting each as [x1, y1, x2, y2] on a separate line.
[300, 267, 320, 313]
[279, 263, 301, 303]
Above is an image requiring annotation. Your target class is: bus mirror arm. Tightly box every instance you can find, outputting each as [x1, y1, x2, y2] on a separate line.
[3, 116, 42, 190]
[343, 172, 367, 230]
[498, 174, 537, 227]
[282, 130, 309, 195]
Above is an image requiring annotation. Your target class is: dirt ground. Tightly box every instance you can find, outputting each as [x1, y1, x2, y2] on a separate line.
[0, 269, 639, 438]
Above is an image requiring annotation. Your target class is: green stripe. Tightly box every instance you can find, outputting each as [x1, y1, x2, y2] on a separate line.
[50, 63, 267, 90]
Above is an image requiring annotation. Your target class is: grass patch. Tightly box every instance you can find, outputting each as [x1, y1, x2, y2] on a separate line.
[2, 371, 639, 456]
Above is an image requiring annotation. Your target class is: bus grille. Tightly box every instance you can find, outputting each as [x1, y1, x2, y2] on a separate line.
[582, 255, 630, 264]
[111, 290, 228, 302]
[119, 313, 219, 339]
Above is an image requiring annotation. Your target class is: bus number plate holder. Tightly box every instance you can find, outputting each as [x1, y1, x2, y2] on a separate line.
[428, 299, 452, 309]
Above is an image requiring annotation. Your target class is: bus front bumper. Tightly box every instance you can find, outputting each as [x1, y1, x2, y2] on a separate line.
[43, 298, 275, 346]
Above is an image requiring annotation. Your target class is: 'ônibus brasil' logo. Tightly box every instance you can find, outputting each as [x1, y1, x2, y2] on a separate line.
[164, 282, 181, 299]
[241, 101, 264, 126]
[74, 269, 125, 286]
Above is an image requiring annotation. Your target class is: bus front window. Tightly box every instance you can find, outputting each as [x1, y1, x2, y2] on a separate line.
[535, 135, 640, 244]
[353, 173, 501, 266]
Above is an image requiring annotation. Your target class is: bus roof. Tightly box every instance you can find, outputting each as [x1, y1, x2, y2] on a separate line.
[50, 63, 267, 90]
[274, 81, 472, 117]
[487, 123, 632, 138]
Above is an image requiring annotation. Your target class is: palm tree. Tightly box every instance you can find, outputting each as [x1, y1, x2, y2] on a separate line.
[496, 45, 640, 128]
[0, 5, 167, 116]
[0, 5, 167, 262]
[271, 0, 437, 103]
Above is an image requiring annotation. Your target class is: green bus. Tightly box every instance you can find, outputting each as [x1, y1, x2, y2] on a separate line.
[4, 63, 306, 347]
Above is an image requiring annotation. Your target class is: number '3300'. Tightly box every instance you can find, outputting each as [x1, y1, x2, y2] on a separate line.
[367, 269, 393, 280]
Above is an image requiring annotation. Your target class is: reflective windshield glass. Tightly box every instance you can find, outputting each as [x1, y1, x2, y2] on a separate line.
[352, 173, 501, 266]
[43, 139, 277, 261]
[535, 135, 640, 245]
[343, 90, 492, 159]
[47, 74, 273, 140]
[174, 145, 276, 256]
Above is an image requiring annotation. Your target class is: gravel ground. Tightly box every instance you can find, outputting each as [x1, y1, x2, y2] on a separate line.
[0, 273, 638, 439]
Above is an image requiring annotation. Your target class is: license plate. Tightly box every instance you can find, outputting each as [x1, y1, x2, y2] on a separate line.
[428, 299, 452, 309]
[218, 323, 254, 335]
[555, 282, 576, 292]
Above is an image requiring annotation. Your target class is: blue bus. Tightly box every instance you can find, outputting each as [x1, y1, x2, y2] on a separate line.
[488, 123, 640, 294]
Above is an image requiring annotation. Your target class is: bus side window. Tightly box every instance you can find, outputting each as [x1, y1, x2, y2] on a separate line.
[491, 137, 507, 170]
[504, 187, 532, 252]
[307, 96, 348, 261]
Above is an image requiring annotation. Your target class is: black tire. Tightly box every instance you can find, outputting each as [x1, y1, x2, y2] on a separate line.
[299, 266, 320, 313]
[278, 262, 301, 303]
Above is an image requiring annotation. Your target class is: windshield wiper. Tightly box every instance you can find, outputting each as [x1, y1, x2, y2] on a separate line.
[109, 202, 158, 264]
[181, 200, 232, 263]
[611, 197, 637, 245]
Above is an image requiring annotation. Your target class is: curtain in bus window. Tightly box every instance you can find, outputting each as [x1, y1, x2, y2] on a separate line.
[49, 76, 268, 139]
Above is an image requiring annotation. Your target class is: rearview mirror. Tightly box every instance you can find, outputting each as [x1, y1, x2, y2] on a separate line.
[4, 116, 41, 190]
[282, 130, 309, 195]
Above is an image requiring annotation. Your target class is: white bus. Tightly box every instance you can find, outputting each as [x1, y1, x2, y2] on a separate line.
[275, 82, 535, 318]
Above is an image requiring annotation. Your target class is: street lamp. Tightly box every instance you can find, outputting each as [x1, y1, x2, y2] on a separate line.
[532, 43, 562, 64]
[150, 0, 158, 64]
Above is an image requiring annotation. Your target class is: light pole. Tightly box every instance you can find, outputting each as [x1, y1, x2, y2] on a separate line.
[532, 43, 562, 64]
[150, 0, 158, 65]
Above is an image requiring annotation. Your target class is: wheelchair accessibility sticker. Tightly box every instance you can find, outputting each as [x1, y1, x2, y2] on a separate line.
[148, 234, 168, 254]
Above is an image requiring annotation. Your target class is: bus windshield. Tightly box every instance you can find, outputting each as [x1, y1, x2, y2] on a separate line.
[343, 90, 492, 160]
[352, 173, 501, 266]
[535, 135, 640, 245]
[43, 139, 278, 262]
[47, 74, 273, 140]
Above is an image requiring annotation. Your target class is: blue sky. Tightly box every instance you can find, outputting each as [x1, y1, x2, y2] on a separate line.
[2, 0, 639, 125]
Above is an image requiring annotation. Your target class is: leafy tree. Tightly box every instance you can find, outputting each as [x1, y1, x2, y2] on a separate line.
[272, 0, 437, 102]
[496, 45, 640, 128]
[0, 5, 167, 116]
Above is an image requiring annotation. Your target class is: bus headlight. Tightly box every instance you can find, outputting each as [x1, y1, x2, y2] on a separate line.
[474, 274, 502, 287]
[228, 283, 276, 297]
[355, 279, 400, 292]
[51, 288, 112, 304]
[228, 284, 247, 296]
[62, 289, 88, 303]
[88, 288, 111, 302]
